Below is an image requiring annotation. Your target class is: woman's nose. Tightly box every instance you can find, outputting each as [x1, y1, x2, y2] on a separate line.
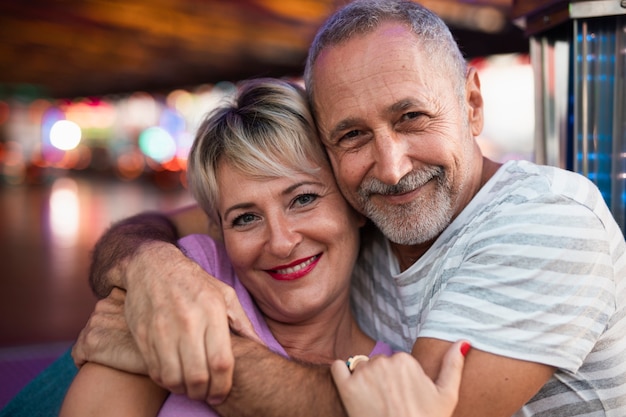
[265, 216, 301, 258]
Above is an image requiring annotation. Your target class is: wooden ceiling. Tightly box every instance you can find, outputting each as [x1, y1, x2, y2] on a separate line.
[0, 0, 529, 99]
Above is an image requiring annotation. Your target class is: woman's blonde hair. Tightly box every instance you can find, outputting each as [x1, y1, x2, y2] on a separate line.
[187, 78, 329, 224]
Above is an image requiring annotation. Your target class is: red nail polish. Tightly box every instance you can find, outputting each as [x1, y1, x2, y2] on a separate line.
[460, 342, 471, 357]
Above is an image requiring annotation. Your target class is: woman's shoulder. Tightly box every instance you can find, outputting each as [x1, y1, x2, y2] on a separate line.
[177, 234, 235, 286]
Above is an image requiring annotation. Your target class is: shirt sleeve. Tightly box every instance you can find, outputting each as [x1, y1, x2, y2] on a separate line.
[418, 195, 616, 373]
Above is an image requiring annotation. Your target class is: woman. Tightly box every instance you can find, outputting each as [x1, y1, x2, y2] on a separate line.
[60, 78, 468, 417]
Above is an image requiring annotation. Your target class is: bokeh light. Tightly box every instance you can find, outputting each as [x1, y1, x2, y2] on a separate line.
[0, 62, 534, 189]
[116, 150, 145, 181]
[138, 126, 177, 163]
[49, 177, 80, 248]
[50, 120, 82, 151]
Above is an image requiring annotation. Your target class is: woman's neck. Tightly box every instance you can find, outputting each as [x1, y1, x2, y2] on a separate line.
[265, 303, 375, 364]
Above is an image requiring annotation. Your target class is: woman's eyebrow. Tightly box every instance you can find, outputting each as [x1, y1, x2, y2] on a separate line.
[223, 181, 324, 218]
[223, 202, 255, 220]
[282, 181, 324, 196]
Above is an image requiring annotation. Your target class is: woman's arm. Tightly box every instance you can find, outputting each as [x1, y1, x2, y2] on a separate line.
[59, 362, 168, 417]
[62, 290, 167, 416]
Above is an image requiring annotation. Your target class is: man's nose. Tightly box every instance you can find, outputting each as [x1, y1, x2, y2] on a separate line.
[372, 131, 412, 185]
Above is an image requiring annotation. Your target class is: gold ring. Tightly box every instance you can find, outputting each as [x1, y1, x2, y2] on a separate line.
[345, 355, 369, 372]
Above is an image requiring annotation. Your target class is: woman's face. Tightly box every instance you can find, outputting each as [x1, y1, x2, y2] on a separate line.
[216, 159, 364, 324]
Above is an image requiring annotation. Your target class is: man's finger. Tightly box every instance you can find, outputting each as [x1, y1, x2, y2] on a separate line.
[178, 334, 210, 400]
[204, 319, 234, 405]
[228, 302, 263, 345]
[219, 283, 263, 346]
[149, 337, 186, 394]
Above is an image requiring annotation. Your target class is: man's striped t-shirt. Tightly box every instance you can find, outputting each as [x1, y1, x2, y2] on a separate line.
[351, 160, 626, 416]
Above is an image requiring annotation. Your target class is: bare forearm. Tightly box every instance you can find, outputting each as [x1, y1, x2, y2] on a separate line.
[60, 362, 168, 417]
[89, 212, 179, 298]
[214, 335, 347, 417]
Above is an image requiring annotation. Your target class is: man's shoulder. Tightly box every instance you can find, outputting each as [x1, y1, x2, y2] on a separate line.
[498, 160, 594, 191]
[487, 160, 602, 210]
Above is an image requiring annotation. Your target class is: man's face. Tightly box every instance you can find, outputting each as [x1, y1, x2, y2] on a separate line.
[311, 22, 484, 245]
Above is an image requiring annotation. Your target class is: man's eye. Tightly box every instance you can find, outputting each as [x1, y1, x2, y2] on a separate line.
[336, 129, 367, 148]
[342, 130, 360, 140]
[402, 111, 422, 121]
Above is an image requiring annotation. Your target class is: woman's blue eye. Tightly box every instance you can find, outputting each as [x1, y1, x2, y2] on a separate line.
[294, 193, 318, 206]
[233, 213, 257, 226]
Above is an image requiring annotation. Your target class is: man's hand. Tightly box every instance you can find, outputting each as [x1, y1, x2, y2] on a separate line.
[331, 341, 469, 417]
[122, 241, 261, 405]
[72, 288, 147, 374]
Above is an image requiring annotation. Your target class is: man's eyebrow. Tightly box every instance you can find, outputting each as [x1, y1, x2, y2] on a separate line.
[387, 98, 420, 115]
[325, 98, 426, 142]
[327, 117, 360, 142]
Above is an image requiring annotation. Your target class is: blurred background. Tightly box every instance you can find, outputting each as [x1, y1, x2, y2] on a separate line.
[0, 0, 577, 406]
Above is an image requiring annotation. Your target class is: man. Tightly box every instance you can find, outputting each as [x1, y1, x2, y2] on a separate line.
[78, 1, 626, 416]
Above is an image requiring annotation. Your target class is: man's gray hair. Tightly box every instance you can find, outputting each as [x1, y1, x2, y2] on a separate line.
[303, 0, 467, 109]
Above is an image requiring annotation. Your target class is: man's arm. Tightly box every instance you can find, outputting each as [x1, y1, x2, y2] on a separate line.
[83, 207, 553, 416]
[216, 337, 549, 417]
[75, 296, 551, 417]
[75, 318, 346, 417]
[89, 205, 212, 298]
[90, 212, 179, 298]
[214, 335, 348, 417]
[216, 338, 552, 417]
[412, 338, 555, 417]
[85, 204, 260, 403]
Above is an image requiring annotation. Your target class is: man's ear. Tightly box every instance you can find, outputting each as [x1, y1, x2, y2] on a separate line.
[465, 67, 484, 137]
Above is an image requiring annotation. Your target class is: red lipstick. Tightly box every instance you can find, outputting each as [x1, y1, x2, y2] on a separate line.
[266, 254, 321, 281]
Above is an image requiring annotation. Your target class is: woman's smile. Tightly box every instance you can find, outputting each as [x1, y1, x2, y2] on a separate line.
[265, 254, 322, 281]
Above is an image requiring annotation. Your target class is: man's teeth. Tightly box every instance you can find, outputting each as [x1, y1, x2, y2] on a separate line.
[275, 255, 318, 274]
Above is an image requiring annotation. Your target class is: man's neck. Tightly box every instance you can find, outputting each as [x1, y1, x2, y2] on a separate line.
[390, 157, 503, 272]
[390, 240, 434, 272]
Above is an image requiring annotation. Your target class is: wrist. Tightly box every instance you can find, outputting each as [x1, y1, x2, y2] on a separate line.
[124, 241, 182, 291]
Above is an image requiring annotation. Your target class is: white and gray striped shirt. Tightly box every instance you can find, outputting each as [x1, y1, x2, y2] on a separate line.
[351, 160, 626, 416]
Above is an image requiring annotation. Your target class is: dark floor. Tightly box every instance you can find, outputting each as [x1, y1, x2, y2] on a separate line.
[0, 172, 194, 407]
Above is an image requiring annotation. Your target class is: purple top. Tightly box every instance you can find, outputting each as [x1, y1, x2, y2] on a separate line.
[158, 234, 393, 417]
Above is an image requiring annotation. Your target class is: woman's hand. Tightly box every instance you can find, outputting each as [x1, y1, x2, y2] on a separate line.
[331, 340, 470, 417]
